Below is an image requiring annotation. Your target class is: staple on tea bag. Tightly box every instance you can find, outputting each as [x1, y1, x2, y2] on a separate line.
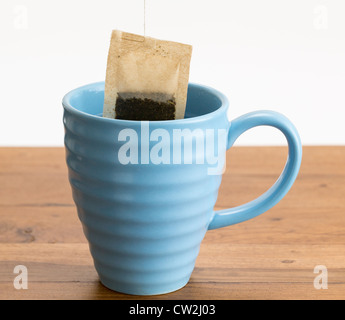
[103, 30, 192, 120]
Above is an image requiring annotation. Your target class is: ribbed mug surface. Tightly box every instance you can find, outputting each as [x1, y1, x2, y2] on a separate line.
[63, 82, 229, 295]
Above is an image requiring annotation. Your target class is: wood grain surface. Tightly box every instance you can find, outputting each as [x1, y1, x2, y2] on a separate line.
[0, 146, 344, 300]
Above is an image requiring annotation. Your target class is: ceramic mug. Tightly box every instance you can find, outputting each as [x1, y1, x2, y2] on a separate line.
[62, 82, 302, 295]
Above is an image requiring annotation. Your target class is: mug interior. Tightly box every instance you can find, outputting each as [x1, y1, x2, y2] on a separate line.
[65, 82, 227, 120]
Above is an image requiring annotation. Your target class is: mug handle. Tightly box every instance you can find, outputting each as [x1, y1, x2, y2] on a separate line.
[208, 110, 302, 230]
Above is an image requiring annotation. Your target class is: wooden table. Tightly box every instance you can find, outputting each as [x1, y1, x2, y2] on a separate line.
[0, 146, 344, 300]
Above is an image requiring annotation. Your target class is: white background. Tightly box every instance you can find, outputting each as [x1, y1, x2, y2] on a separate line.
[0, 0, 344, 146]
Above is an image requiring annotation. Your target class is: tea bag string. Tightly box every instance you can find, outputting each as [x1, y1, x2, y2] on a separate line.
[144, 0, 146, 36]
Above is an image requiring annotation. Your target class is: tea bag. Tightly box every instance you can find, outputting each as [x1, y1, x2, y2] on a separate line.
[103, 30, 192, 120]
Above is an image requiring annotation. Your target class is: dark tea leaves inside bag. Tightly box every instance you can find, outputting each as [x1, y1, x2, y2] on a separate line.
[115, 92, 176, 121]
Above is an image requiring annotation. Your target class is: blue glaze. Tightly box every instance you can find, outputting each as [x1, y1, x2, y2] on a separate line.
[63, 82, 302, 295]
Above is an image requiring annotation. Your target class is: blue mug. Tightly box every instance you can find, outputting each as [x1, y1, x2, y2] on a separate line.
[63, 82, 302, 295]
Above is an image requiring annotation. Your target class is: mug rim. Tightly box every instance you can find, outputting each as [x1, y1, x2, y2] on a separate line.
[62, 82, 229, 125]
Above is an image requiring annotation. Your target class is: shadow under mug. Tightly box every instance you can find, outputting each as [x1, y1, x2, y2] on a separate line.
[62, 82, 302, 295]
